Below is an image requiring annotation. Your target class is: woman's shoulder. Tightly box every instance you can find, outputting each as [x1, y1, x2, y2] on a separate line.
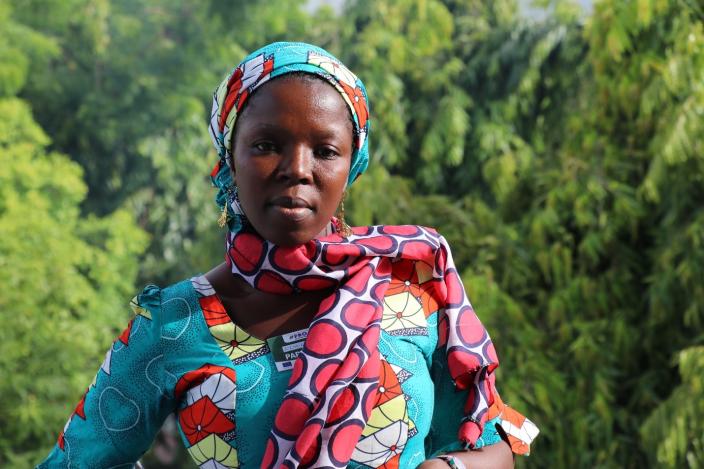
[130, 276, 209, 327]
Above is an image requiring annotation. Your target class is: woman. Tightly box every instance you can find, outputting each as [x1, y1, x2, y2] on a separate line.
[39, 42, 537, 469]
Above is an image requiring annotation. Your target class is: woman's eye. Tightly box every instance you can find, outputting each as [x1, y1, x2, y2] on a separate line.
[254, 142, 276, 152]
[316, 147, 339, 159]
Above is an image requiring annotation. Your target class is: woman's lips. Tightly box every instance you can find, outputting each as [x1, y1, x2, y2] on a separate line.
[270, 205, 312, 221]
[268, 196, 313, 222]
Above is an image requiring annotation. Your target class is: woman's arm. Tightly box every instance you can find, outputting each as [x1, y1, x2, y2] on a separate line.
[37, 286, 174, 468]
[419, 440, 514, 469]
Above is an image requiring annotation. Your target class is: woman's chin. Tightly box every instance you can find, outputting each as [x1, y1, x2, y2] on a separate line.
[260, 227, 320, 248]
[254, 213, 333, 247]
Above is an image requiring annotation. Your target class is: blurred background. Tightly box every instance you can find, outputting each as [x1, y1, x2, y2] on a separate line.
[1, 0, 703, 467]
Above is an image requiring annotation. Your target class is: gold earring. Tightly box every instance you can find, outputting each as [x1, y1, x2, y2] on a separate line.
[218, 162, 236, 228]
[218, 183, 235, 228]
[218, 204, 229, 228]
[337, 192, 352, 237]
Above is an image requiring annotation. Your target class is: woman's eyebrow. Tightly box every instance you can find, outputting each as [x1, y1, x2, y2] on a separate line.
[244, 122, 349, 141]
[238, 122, 290, 138]
[245, 122, 283, 132]
[312, 128, 349, 140]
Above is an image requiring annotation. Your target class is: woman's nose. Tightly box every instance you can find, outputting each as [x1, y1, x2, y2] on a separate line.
[277, 145, 313, 184]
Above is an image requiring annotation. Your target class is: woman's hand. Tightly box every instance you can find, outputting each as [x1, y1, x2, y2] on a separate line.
[418, 458, 451, 469]
[419, 440, 514, 469]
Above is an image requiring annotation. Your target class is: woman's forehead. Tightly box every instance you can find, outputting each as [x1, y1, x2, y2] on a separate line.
[247, 74, 348, 108]
[236, 76, 353, 134]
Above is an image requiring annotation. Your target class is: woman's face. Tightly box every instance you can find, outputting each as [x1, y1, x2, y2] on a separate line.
[231, 76, 354, 247]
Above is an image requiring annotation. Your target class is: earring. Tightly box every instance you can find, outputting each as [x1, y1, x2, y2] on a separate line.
[218, 185, 236, 228]
[217, 204, 229, 228]
[218, 161, 236, 228]
[336, 192, 352, 237]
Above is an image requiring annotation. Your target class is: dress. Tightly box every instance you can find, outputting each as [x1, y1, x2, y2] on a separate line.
[38, 260, 536, 469]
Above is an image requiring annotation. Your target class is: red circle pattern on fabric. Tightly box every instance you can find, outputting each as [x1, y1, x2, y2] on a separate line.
[261, 437, 277, 468]
[352, 235, 396, 253]
[274, 395, 312, 439]
[294, 275, 337, 291]
[288, 354, 307, 387]
[294, 421, 323, 466]
[329, 420, 365, 466]
[333, 349, 364, 382]
[228, 232, 266, 275]
[378, 225, 422, 237]
[457, 306, 487, 347]
[357, 348, 381, 381]
[270, 243, 317, 274]
[255, 270, 294, 295]
[341, 300, 377, 331]
[326, 387, 358, 425]
[311, 359, 342, 395]
[306, 321, 346, 357]
[224, 225, 498, 467]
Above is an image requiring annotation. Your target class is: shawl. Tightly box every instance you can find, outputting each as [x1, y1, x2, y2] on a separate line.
[209, 42, 498, 468]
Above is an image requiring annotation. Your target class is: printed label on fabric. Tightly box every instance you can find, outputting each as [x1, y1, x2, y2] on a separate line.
[267, 328, 308, 372]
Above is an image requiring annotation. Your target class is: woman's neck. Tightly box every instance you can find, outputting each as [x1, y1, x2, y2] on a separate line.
[204, 262, 330, 339]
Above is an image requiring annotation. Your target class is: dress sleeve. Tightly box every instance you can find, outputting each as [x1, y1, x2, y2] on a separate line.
[424, 236, 539, 458]
[426, 343, 539, 457]
[37, 285, 176, 468]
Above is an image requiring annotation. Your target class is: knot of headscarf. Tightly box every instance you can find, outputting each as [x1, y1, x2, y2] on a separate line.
[208, 42, 370, 232]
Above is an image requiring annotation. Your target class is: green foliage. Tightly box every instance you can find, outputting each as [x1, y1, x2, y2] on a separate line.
[348, 0, 703, 467]
[0, 5, 147, 464]
[0, 98, 148, 465]
[641, 346, 704, 467]
[0, 2, 58, 98]
[9, 0, 321, 284]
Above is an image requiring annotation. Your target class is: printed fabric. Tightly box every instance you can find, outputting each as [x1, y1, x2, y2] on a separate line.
[208, 41, 528, 466]
[38, 266, 538, 469]
[224, 225, 526, 468]
[206, 41, 535, 468]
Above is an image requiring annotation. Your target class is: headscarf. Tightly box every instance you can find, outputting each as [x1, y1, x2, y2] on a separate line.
[207, 42, 499, 468]
[209, 41, 370, 232]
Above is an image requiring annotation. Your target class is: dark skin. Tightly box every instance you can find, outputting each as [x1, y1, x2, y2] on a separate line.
[206, 262, 329, 338]
[205, 75, 513, 468]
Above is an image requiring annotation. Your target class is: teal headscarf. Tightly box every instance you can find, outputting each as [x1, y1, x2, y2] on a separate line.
[208, 42, 370, 230]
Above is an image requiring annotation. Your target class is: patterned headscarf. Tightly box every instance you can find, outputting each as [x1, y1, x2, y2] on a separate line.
[208, 42, 370, 231]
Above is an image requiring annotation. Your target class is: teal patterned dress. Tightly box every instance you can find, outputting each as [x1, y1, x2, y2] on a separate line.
[39, 260, 535, 469]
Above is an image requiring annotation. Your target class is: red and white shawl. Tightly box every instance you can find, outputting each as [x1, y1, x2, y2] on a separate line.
[226, 224, 498, 468]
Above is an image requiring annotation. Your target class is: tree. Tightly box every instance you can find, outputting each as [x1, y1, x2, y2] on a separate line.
[0, 96, 148, 466]
[343, 0, 703, 466]
[11, 0, 322, 286]
[0, 5, 148, 465]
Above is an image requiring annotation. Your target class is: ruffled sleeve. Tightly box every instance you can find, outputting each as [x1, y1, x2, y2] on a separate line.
[423, 236, 539, 458]
[426, 342, 539, 457]
[37, 285, 177, 468]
